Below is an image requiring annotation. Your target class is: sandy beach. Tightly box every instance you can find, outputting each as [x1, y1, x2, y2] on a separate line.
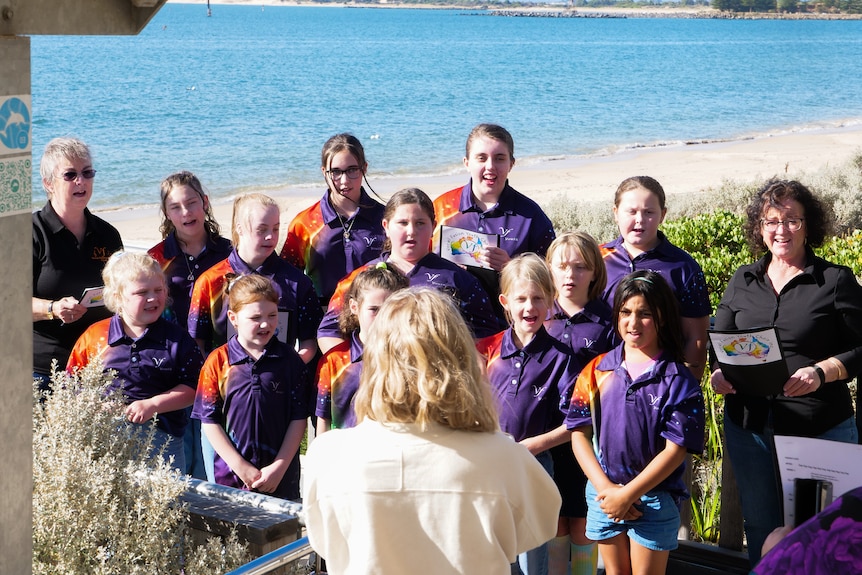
[100, 125, 862, 250]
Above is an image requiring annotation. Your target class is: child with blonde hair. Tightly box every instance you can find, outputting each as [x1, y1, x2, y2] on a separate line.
[314, 263, 408, 433]
[304, 288, 561, 573]
[188, 192, 321, 363]
[192, 274, 309, 499]
[67, 251, 203, 471]
[567, 271, 704, 575]
[544, 232, 618, 575]
[477, 253, 580, 575]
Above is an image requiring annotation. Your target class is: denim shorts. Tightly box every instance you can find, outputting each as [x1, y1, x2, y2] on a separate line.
[585, 480, 680, 551]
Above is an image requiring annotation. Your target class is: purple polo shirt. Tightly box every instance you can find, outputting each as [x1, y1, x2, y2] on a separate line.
[435, 181, 556, 258]
[68, 315, 203, 437]
[565, 345, 705, 505]
[317, 253, 504, 340]
[192, 336, 309, 500]
[478, 326, 578, 443]
[189, 250, 322, 351]
[601, 232, 711, 318]
[315, 331, 364, 429]
[282, 189, 386, 305]
[148, 232, 232, 328]
[545, 299, 618, 372]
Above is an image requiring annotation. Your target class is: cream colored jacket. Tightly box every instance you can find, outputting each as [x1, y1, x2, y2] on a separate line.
[302, 420, 561, 574]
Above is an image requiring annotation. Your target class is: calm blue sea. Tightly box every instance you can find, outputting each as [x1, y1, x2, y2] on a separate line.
[30, 4, 862, 209]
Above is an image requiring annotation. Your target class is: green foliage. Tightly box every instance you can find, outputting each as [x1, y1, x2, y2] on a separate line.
[661, 210, 752, 310]
[817, 229, 862, 278]
[32, 360, 251, 575]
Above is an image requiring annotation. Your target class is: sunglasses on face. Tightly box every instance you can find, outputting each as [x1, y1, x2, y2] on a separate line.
[60, 169, 97, 182]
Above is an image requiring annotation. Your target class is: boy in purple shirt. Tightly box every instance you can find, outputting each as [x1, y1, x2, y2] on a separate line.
[434, 124, 555, 310]
[193, 275, 309, 500]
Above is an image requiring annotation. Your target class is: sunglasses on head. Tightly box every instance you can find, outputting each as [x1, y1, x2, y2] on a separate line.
[60, 169, 97, 182]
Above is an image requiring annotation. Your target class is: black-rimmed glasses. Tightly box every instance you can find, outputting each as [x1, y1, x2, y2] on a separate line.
[326, 167, 362, 180]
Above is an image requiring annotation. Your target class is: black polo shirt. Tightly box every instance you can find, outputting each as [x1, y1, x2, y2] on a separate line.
[715, 249, 862, 436]
[33, 201, 123, 375]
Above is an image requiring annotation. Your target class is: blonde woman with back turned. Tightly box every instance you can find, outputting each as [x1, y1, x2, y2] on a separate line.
[303, 287, 561, 574]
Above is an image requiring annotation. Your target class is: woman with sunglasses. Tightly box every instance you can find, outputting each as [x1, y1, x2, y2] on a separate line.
[280, 133, 386, 308]
[32, 137, 123, 390]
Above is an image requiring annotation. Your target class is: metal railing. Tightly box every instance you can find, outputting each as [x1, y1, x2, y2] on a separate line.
[225, 536, 316, 575]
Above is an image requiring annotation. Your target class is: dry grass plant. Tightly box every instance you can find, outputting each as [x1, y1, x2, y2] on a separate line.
[33, 358, 251, 575]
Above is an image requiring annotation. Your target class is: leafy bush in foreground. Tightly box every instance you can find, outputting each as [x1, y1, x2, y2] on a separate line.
[33, 360, 251, 575]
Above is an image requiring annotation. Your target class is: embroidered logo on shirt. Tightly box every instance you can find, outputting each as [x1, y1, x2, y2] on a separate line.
[532, 384, 545, 397]
[499, 227, 514, 237]
[153, 357, 166, 368]
[363, 237, 378, 247]
[582, 337, 596, 348]
[426, 273, 441, 282]
[648, 393, 663, 406]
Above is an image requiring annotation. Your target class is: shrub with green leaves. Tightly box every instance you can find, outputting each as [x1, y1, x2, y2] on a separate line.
[33, 360, 251, 575]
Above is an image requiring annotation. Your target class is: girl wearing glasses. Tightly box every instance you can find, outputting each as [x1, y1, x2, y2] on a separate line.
[280, 133, 386, 307]
[711, 179, 862, 566]
[601, 176, 711, 381]
[33, 137, 123, 390]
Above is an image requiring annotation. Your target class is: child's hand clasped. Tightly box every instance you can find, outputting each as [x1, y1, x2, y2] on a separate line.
[251, 461, 288, 494]
[596, 484, 643, 523]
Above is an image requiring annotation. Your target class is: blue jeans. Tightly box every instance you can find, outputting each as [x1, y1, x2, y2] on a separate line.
[183, 414, 207, 479]
[724, 414, 858, 566]
[512, 450, 554, 575]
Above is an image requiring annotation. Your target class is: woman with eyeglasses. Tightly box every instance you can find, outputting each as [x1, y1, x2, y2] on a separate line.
[711, 179, 862, 566]
[280, 133, 386, 307]
[32, 137, 123, 391]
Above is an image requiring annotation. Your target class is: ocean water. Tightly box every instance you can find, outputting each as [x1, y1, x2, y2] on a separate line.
[30, 4, 862, 209]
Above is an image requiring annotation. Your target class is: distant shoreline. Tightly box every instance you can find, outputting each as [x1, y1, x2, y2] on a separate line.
[101, 124, 862, 250]
[167, 1, 862, 19]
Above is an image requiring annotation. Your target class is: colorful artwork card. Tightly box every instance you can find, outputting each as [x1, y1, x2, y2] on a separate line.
[80, 286, 105, 308]
[438, 226, 499, 270]
[709, 327, 788, 396]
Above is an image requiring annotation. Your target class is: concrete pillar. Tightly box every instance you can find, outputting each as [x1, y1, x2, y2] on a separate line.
[0, 34, 33, 575]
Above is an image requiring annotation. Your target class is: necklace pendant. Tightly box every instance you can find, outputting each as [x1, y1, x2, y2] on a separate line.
[343, 230, 351, 241]
[187, 273, 195, 282]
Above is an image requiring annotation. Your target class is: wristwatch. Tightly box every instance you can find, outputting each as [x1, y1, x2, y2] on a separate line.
[812, 364, 826, 386]
[47, 300, 55, 321]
